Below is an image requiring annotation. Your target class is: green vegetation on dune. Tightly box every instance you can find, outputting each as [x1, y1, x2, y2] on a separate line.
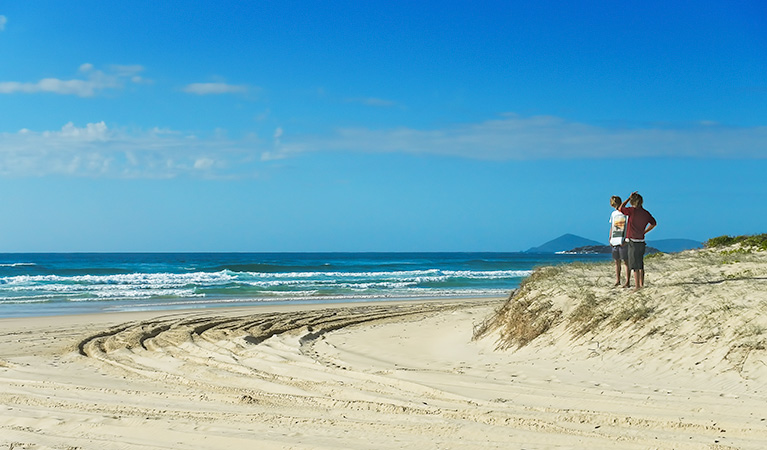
[705, 233, 767, 250]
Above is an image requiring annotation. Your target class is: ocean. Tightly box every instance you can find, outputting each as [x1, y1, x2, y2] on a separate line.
[0, 252, 611, 318]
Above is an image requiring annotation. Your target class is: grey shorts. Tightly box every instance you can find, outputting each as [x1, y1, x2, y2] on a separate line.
[628, 241, 646, 271]
[611, 245, 628, 261]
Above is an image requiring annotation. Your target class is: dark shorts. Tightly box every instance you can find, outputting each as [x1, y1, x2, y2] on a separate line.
[628, 241, 646, 271]
[611, 245, 628, 261]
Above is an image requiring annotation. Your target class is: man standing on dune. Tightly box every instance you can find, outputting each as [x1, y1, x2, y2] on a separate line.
[620, 192, 657, 291]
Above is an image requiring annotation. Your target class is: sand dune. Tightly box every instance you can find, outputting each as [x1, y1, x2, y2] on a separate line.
[1, 246, 767, 449]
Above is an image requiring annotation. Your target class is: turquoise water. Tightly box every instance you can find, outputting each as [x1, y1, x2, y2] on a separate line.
[0, 252, 610, 317]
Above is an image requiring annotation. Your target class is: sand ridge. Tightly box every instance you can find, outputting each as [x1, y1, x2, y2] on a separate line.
[477, 246, 767, 377]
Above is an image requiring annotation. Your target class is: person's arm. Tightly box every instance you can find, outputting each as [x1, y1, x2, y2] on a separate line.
[645, 213, 657, 235]
[619, 192, 635, 213]
[620, 191, 637, 209]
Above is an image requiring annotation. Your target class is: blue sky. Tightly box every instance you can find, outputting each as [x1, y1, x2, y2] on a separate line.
[0, 1, 765, 252]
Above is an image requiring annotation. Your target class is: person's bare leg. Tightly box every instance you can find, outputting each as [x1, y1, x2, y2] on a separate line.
[623, 261, 630, 286]
[614, 260, 621, 286]
[634, 270, 642, 291]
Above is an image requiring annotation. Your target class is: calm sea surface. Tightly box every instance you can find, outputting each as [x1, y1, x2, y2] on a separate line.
[0, 252, 610, 318]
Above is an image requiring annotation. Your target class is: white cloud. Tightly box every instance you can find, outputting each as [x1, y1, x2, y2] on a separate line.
[266, 114, 767, 160]
[0, 64, 146, 97]
[260, 151, 287, 162]
[262, 127, 285, 160]
[193, 157, 215, 170]
[0, 15, 7, 31]
[110, 64, 144, 76]
[2, 115, 766, 179]
[110, 64, 151, 84]
[0, 122, 261, 178]
[182, 82, 249, 95]
[52, 121, 109, 140]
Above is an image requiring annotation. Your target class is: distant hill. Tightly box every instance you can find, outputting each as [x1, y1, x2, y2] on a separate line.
[528, 234, 701, 254]
[526, 234, 602, 253]
[647, 239, 702, 253]
[567, 245, 660, 255]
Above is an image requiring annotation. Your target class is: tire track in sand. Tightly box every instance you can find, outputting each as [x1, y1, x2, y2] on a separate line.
[1, 300, 764, 449]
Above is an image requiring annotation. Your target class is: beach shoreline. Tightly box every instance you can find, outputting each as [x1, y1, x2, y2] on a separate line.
[0, 294, 510, 320]
[0, 251, 582, 319]
[2, 247, 767, 449]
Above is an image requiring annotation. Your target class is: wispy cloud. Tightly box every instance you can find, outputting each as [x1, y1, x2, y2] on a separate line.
[110, 64, 149, 84]
[182, 82, 250, 95]
[0, 15, 7, 31]
[0, 122, 264, 178]
[344, 97, 400, 108]
[0, 64, 146, 97]
[269, 114, 767, 160]
[2, 115, 765, 179]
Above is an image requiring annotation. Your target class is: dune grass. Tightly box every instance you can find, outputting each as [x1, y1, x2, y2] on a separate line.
[473, 235, 767, 373]
[472, 266, 563, 350]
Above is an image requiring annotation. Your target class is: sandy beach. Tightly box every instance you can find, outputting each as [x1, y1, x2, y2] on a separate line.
[2, 246, 767, 449]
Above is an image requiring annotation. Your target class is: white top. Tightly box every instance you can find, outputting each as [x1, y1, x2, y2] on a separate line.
[609, 210, 628, 246]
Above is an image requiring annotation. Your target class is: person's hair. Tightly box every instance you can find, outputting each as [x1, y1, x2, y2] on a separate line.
[629, 192, 643, 207]
[610, 196, 622, 208]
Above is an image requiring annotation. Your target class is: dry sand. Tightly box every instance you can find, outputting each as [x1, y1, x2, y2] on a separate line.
[1, 246, 766, 449]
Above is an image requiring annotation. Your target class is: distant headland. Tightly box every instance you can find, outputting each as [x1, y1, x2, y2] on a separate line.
[526, 233, 702, 254]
